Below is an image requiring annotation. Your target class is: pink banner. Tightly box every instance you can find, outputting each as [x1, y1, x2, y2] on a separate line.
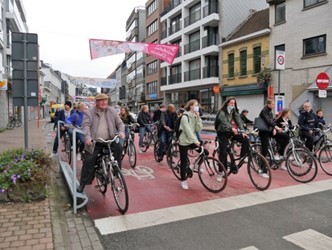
[89, 39, 179, 64]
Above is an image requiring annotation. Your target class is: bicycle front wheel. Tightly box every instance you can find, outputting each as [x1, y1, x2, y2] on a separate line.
[319, 145, 332, 175]
[128, 141, 137, 168]
[65, 139, 72, 164]
[171, 150, 182, 180]
[286, 148, 318, 183]
[7, 121, 14, 130]
[15, 119, 22, 127]
[248, 152, 271, 191]
[154, 140, 161, 162]
[140, 133, 149, 152]
[96, 159, 108, 194]
[111, 166, 129, 214]
[198, 156, 227, 193]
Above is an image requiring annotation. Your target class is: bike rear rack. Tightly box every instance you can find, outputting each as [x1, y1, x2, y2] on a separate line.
[57, 121, 88, 214]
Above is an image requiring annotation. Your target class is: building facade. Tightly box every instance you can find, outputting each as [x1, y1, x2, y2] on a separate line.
[267, 0, 332, 122]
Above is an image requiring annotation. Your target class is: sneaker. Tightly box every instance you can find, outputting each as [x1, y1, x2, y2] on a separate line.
[217, 173, 223, 182]
[274, 155, 281, 161]
[280, 165, 287, 171]
[77, 152, 82, 161]
[50, 152, 58, 157]
[243, 157, 248, 163]
[260, 173, 269, 179]
[181, 181, 189, 190]
[139, 148, 143, 154]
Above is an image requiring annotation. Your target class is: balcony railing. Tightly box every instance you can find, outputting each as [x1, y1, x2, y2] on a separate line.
[168, 73, 182, 84]
[202, 34, 219, 48]
[203, 66, 219, 78]
[184, 39, 200, 54]
[184, 69, 201, 82]
[176, 47, 182, 58]
[168, 21, 182, 35]
[184, 9, 201, 27]
[203, 2, 219, 18]
[161, 77, 167, 86]
[161, 0, 182, 17]
[161, 30, 167, 39]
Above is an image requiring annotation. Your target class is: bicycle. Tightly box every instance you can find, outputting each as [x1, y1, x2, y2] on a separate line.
[171, 141, 228, 193]
[63, 130, 72, 164]
[213, 129, 271, 191]
[7, 113, 22, 129]
[122, 123, 138, 168]
[140, 121, 159, 152]
[154, 130, 179, 168]
[93, 135, 129, 214]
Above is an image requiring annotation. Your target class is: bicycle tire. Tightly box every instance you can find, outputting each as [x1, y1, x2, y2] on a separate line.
[319, 145, 332, 175]
[212, 149, 233, 176]
[247, 152, 271, 191]
[7, 121, 14, 130]
[267, 148, 280, 170]
[198, 156, 228, 193]
[111, 166, 129, 214]
[65, 139, 72, 164]
[140, 133, 149, 152]
[96, 158, 108, 194]
[128, 141, 137, 168]
[171, 150, 183, 180]
[286, 148, 318, 183]
[15, 119, 22, 127]
[166, 143, 177, 169]
[153, 140, 161, 162]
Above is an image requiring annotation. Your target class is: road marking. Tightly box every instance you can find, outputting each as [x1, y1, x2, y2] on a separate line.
[239, 247, 260, 250]
[122, 166, 155, 180]
[283, 229, 332, 249]
[95, 179, 332, 235]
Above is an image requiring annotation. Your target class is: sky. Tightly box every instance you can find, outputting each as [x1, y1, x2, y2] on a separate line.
[22, 0, 147, 78]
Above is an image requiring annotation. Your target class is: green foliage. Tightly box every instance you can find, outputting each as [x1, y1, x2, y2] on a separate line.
[0, 148, 52, 198]
[257, 67, 272, 86]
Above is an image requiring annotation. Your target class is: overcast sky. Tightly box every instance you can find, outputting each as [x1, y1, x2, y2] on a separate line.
[22, 0, 147, 78]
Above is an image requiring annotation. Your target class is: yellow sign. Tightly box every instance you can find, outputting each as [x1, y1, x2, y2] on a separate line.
[0, 80, 7, 90]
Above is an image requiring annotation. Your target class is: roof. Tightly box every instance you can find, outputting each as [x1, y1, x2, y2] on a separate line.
[227, 8, 269, 41]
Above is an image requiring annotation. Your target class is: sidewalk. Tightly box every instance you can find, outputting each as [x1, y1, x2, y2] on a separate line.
[0, 119, 103, 250]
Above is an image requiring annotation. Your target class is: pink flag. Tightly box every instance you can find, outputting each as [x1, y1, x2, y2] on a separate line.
[89, 39, 179, 64]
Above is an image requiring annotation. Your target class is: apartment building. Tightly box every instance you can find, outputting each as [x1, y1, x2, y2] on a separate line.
[267, 0, 332, 122]
[220, 8, 270, 119]
[160, 0, 268, 113]
[0, 0, 29, 129]
[125, 7, 146, 113]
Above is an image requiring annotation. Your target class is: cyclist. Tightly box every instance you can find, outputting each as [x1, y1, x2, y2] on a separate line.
[152, 104, 165, 122]
[77, 93, 125, 193]
[178, 99, 203, 190]
[157, 104, 178, 162]
[119, 106, 137, 140]
[215, 97, 250, 175]
[316, 109, 326, 126]
[137, 105, 153, 153]
[298, 101, 318, 152]
[240, 109, 253, 129]
[258, 100, 283, 162]
[51, 101, 73, 157]
[65, 102, 86, 161]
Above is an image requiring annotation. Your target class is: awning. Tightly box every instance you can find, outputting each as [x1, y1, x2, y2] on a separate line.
[221, 84, 266, 97]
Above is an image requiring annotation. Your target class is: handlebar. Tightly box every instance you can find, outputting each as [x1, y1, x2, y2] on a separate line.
[144, 121, 159, 126]
[125, 123, 139, 128]
[92, 135, 120, 145]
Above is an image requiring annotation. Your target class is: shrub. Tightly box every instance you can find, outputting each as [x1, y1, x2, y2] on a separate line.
[0, 148, 52, 202]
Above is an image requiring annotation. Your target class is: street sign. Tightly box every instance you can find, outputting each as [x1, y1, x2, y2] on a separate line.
[276, 50, 285, 70]
[275, 94, 285, 114]
[318, 89, 327, 98]
[316, 72, 330, 90]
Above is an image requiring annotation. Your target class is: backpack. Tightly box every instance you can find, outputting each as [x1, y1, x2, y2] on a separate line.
[175, 114, 189, 139]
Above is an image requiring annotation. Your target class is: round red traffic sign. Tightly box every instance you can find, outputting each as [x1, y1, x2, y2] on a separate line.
[316, 72, 330, 90]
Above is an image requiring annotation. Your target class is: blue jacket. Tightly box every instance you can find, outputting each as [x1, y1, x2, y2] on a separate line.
[298, 110, 318, 131]
[65, 111, 84, 128]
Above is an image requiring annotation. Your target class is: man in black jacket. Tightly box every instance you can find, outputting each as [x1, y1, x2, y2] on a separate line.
[298, 102, 318, 151]
[137, 105, 153, 153]
[259, 100, 283, 160]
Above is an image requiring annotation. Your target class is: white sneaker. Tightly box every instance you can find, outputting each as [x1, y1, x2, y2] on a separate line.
[77, 152, 82, 161]
[181, 181, 189, 190]
[274, 155, 281, 161]
[260, 173, 269, 179]
[280, 165, 287, 171]
[243, 157, 248, 163]
[217, 173, 223, 182]
[50, 152, 58, 157]
[139, 148, 143, 154]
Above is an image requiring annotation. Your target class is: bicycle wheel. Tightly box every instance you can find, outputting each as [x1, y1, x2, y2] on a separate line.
[166, 143, 177, 169]
[286, 148, 318, 183]
[65, 138, 72, 164]
[111, 166, 129, 214]
[140, 133, 149, 152]
[96, 159, 108, 194]
[153, 140, 161, 162]
[247, 152, 271, 191]
[128, 141, 137, 168]
[171, 150, 182, 180]
[15, 119, 22, 127]
[198, 156, 227, 193]
[7, 120, 14, 130]
[318, 145, 332, 175]
[267, 148, 279, 171]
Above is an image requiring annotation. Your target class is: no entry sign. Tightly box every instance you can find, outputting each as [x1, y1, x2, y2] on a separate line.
[316, 72, 330, 90]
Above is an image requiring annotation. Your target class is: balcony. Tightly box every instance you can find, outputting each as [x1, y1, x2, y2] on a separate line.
[202, 34, 219, 48]
[203, 3, 219, 18]
[168, 73, 182, 84]
[184, 9, 201, 27]
[161, 77, 167, 86]
[203, 66, 219, 78]
[184, 39, 200, 54]
[176, 47, 182, 58]
[168, 21, 182, 36]
[161, 0, 182, 17]
[184, 68, 201, 82]
[161, 30, 167, 39]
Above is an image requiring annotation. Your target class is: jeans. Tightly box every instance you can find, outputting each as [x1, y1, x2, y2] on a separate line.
[52, 128, 66, 153]
[68, 128, 85, 152]
[139, 126, 152, 147]
[158, 131, 173, 157]
[301, 130, 314, 152]
[80, 141, 123, 186]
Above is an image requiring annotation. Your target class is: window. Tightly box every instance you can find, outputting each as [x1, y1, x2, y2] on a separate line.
[228, 53, 234, 78]
[147, 20, 158, 36]
[253, 46, 261, 74]
[126, 20, 137, 39]
[275, 1, 285, 24]
[147, 81, 157, 94]
[240, 50, 247, 76]
[147, 60, 157, 75]
[147, 0, 157, 16]
[304, 0, 326, 8]
[303, 35, 326, 56]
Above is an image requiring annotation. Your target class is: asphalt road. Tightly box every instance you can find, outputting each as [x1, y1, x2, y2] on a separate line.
[100, 190, 332, 250]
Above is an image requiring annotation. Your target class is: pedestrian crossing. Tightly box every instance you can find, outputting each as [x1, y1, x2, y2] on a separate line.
[94, 179, 332, 235]
[240, 229, 332, 250]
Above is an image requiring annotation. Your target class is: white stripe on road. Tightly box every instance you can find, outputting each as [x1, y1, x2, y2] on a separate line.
[239, 247, 260, 250]
[94, 179, 332, 235]
[283, 229, 332, 249]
